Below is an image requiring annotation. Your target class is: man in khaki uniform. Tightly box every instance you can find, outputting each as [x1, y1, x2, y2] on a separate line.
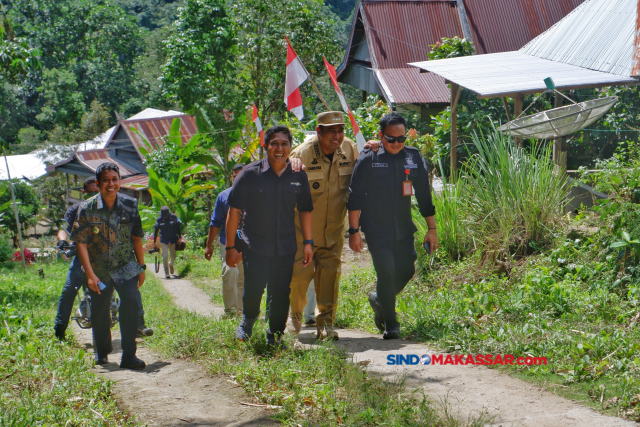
[289, 111, 358, 340]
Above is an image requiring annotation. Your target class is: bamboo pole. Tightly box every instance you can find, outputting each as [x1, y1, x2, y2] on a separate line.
[501, 97, 512, 122]
[283, 36, 330, 110]
[2, 148, 27, 273]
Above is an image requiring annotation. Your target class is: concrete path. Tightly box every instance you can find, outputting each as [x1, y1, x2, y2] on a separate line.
[71, 269, 278, 426]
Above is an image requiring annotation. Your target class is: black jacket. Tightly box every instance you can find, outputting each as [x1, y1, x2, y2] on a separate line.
[347, 145, 435, 242]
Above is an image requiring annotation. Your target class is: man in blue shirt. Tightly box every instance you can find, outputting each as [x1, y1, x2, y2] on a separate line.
[205, 163, 245, 317]
[53, 177, 99, 340]
[153, 207, 182, 278]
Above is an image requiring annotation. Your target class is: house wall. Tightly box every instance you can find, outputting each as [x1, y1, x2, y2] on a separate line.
[108, 127, 146, 174]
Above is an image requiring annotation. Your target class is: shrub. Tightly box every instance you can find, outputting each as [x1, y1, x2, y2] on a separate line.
[460, 128, 570, 260]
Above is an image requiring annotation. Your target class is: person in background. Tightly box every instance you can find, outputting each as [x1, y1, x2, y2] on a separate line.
[153, 206, 182, 279]
[225, 126, 314, 348]
[72, 162, 147, 369]
[347, 112, 438, 339]
[53, 177, 99, 340]
[205, 163, 245, 317]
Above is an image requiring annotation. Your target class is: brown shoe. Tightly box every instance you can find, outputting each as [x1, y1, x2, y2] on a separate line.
[316, 325, 339, 341]
[325, 326, 339, 340]
[288, 311, 303, 334]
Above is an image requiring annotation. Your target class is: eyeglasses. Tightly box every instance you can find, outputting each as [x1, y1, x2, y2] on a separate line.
[383, 134, 407, 144]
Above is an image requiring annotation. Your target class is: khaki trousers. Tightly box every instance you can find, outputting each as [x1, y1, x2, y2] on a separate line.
[161, 243, 176, 276]
[219, 242, 244, 312]
[289, 238, 343, 326]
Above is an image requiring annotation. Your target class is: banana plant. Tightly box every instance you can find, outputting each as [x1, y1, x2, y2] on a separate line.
[133, 118, 217, 230]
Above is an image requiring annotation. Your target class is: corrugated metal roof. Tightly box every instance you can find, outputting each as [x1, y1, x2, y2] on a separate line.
[114, 114, 198, 154]
[76, 149, 138, 177]
[463, 0, 585, 54]
[361, 0, 463, 69]
[375, 68, 450, 104]
[78, 109, 187, 152]
[521, 0, 636, 76]
[410, 52, 637, 98]
[120, 175, 149, 190]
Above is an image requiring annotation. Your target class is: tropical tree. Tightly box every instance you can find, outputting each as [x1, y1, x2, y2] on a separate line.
[232, 0, 342, 120]
[136, 118, 217, 230]
[160, 0, 236, 113]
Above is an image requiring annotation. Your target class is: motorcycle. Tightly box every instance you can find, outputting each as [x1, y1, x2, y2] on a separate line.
[57, 241, 120, 329]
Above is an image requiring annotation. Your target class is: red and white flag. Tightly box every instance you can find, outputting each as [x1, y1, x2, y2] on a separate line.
[284, 39, 308, 120]
[323, 57, 366, 151]
[251, 103, 264, 147]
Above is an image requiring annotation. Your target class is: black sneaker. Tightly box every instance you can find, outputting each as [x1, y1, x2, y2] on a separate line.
[54, 326, 66, 341]
[368, 292, 385, 333]
[95, 354, 109, 365]
[137, 326, 154, 337]
[266, 331, 288, 350]
[236, 316, 257, 341]
[120, 357, 146, 370]
[304, 317, 316, 327]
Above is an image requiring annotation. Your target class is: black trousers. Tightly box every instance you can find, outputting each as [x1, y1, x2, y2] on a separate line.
[242, 248, 295, 336]
[89, 275, 139, 360]
[367, 235, 417, 327]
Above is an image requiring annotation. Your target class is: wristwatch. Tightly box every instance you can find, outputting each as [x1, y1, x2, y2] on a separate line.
[303, 239, 314, 246]
[140, 264, 147, 270]
[348, 227, 360, 235]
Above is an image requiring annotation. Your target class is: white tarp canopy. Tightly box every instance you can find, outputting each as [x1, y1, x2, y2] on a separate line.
[410, 52, 637, 99]
[0, 152, 48, 181]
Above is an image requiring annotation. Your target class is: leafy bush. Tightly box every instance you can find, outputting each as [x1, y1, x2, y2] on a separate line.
[0, 229, 14, 270]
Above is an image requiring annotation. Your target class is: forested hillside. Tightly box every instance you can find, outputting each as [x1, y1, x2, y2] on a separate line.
[0, 0, 357, 155]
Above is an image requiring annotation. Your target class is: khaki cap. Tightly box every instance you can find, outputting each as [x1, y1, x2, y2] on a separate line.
[316, 111, 345, 126]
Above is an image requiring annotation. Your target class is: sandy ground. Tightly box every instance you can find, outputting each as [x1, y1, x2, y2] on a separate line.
[72, 257, 638, 427]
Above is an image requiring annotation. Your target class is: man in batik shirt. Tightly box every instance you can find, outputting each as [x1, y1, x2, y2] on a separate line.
[72, 162, 147, 370]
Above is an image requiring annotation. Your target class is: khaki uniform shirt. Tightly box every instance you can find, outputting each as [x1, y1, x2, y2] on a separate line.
[290, 136, 358, 248]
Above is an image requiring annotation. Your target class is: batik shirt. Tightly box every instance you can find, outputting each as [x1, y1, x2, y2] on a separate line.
[71, 193, 145, 284]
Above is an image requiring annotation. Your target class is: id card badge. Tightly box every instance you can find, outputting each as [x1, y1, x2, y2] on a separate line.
[403, 169, 413, 196]
[402, 180, 413, 196]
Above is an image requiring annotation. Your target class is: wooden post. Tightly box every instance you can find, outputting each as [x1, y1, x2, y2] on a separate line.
[513, 94, 524, 147]
[2, 149, 27, 273]
[450, 83, 461, 182]
[362, 91, 367, 105]
[553, 92, 567, 170]
[501, 97, 512, 122]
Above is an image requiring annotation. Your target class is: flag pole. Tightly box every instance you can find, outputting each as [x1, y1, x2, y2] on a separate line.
[284, 36, 330, 110]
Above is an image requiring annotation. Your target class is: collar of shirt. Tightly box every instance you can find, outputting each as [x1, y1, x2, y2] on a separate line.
[376, 146, 406, 158]
[261, 157, 292, 174]
[96, 193, 124, 211]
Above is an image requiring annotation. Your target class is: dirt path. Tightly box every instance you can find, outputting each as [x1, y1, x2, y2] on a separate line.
[71, 274, 278, 426]
[153, 254, 635, 427]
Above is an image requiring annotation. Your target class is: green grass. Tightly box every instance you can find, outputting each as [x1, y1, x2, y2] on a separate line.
[173, 247, 224, 306]
[334, 234, 640, 421]
[0, 262, 134, 426]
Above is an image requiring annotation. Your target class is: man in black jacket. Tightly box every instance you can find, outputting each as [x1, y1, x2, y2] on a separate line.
[225, 126, 314, 348]
[347, 112, 438, 339]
